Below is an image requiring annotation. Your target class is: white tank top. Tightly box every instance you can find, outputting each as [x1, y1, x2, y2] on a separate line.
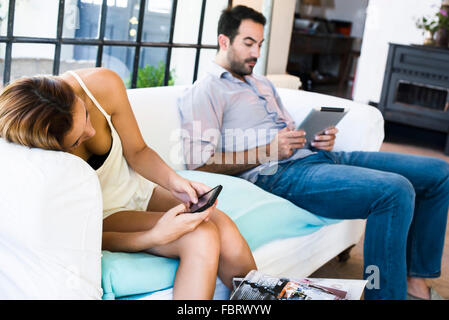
[68, 71, 154, 219]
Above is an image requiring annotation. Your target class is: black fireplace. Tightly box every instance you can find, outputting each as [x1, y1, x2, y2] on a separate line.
[378, 43, 449, 153]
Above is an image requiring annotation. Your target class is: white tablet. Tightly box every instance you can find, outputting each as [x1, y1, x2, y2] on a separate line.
[296, 106, 349, 147]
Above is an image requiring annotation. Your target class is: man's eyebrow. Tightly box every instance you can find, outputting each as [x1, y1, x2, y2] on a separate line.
[243, 37, 257, 42]
[243, 37, 264, 44]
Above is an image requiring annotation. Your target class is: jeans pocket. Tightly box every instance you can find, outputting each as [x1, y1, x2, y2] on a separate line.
[255, 161, 294, 192]
[320, 150, 338, 164]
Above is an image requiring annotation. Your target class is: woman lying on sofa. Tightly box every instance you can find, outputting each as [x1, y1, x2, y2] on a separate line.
[0, 67, 257, 299]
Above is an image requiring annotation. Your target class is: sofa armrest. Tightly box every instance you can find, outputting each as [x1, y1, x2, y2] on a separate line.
[0, 138, 103, 299]
[266, 74, 302, 90]
[277, 88, 385, 152]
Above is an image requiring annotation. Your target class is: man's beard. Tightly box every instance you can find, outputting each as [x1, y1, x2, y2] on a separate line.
[228, 51, 257, 77]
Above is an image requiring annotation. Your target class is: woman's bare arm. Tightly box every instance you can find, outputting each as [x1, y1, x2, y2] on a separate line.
[77, 68, 180, 190]
[101, 204, 212, 252]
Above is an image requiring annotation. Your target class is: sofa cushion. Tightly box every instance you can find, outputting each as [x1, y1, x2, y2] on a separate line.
[101, 170, 340, 300]
[101, 251, 179, 300]
[128, 86, 188, 171]
[0, 138, 103, 299]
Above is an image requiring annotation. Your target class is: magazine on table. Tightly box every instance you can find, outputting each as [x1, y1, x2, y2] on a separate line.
[230, 270, 367, 300]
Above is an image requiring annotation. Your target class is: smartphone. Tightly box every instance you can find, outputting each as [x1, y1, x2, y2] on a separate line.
[188, 185, 223, 213]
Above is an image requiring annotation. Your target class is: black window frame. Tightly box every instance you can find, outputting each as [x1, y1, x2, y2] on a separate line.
[0, 0, 233, 87]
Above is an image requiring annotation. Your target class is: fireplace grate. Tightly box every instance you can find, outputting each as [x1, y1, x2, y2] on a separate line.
[379, 43, 449, 154]
[395, 81, 449, 112]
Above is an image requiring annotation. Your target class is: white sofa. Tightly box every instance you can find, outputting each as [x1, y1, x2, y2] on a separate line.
[0, 139, 103, 299]
[0, 85, 384, 299]
[127, 85, 384, 299]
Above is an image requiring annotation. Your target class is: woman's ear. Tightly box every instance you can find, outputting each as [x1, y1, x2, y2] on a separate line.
[218, 34, 230, 51]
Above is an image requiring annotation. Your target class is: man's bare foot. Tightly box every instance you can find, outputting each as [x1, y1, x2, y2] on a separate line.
[407, 277, 430, 299]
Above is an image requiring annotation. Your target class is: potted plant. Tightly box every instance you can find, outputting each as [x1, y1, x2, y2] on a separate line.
[416, 15, 439, 45]
[136, 62, 176, 88]
[125, 62, 176, 89]
[416, 2, 449, 47]
[435, 3, 449, 47]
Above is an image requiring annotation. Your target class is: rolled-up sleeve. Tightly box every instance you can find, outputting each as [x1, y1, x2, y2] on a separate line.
[177, 82, 224, 170]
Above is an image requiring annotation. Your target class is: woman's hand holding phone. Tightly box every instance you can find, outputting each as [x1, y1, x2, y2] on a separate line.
[167, 173, 211, 207]
[151, 203, 215, 246]
[187, 185, 222, 213]
[150, 183, 222, 245]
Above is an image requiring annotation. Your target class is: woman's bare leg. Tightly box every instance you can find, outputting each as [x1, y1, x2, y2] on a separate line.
[208, 208, 257, 288]
[103, 209, 220, 299]
[147, 217, 221, 299]
[148, 186, 257, 289]
[146, 185, 181, 212]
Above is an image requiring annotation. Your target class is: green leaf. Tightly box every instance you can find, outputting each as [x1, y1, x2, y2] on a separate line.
[126, 61, 176, 89]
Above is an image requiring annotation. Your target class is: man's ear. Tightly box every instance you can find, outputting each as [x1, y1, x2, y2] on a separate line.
[218, 34, 230, 51]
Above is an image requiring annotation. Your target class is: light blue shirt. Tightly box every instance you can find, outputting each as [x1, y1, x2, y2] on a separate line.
[178, 62, 314, 183]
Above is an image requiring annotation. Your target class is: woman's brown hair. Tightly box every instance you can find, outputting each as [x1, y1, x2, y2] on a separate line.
[0, 76, 75, 151]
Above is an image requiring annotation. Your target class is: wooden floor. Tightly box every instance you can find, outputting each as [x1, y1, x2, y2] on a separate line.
[309, 124, 449, 299]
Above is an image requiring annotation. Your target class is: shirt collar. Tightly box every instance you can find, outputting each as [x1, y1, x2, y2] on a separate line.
[208, 61, 255, 84]
[208, 61, 229, 78]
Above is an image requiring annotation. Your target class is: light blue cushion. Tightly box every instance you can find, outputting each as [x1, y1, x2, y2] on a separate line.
[101, 251, 179, 300]
[101, 171, 340, 299]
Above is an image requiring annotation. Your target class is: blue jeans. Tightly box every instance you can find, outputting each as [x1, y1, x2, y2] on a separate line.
[254, 150, 449, 300]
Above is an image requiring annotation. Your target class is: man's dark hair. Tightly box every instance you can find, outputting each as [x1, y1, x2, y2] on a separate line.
[217, 5, 266, 44]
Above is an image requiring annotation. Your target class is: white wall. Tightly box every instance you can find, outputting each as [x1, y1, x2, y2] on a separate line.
[353, 0, 442, 104]
[233, 0, 263, 12]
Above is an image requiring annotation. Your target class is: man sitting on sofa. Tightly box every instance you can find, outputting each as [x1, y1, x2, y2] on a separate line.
[177, 5, 449, 300]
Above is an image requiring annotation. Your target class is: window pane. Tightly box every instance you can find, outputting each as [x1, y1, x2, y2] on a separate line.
[11, 44, 55, 81]
[14, 0, 59, 38]
[104, 0, 139, 41]
[197, 48, 217, 80]
[63, 0, 102, 39]
[101, 46, 135, 88]
[59, 45, 97, 74]
[170, 48, 195, 85]
[0, 0, 9, 36]
[141, 0, 173, 42]
[172, 0, 202, 44]
[138, 47, 169, 88]
[0, 42, 6, 84]
[202, 0, 228, 45]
